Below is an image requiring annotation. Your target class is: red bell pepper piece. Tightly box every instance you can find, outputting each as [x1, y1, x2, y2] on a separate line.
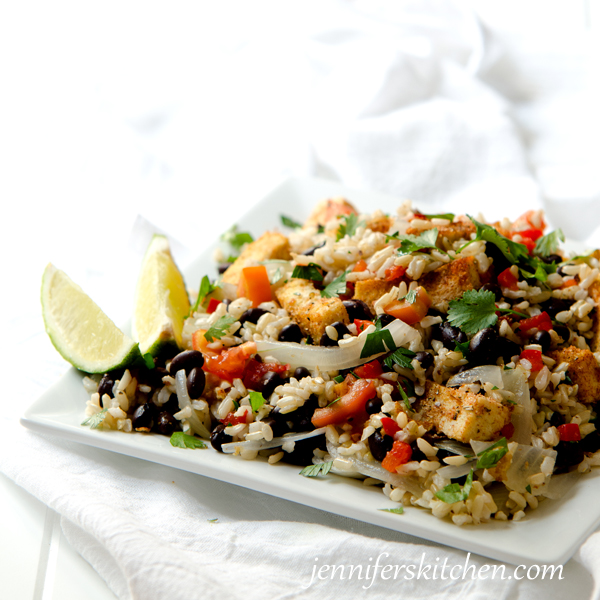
[353, 360, 383, 379]
[381, 440, 412, 472]
[498, 267, 519, 291]
[557, 423, 581, 442]
[519, 349, 544, 372]
[354, 319, 374, 334]
[206, 298, 222, 314]
[380, 416, 400, 437]
[518, 311, 553, 333]
[384, 265, 407, 282]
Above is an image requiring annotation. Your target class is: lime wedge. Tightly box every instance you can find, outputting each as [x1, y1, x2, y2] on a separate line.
[41, 264, 141, 373]
[132, 234, 190, 357]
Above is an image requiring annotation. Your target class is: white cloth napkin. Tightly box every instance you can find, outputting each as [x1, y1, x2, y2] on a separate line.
[3, 1, 600, 599]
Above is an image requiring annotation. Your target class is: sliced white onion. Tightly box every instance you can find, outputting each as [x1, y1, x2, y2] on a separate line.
[447, 365, 504, 389]
[221, 427, 326, 454]
[501, 367, 532, 445]
[434, 439, 474, 456]
[255, 319, 421, 370]
[436, 461, 475, 480]
[504, 444, 557, 495]
[175, 369, 211, 439]
[540, 470, 582, 500]
[261, 259, 294, 286]
[326, 440, 424, 497]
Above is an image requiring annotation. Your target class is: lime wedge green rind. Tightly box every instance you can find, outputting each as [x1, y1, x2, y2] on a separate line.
[41, 264, 142, 373]
[132, 234, 191, 357]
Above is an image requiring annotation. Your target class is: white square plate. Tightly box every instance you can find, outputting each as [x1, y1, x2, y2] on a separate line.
[22, 177, 600, 567]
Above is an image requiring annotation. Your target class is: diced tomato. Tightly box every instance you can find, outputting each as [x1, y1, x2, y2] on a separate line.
[500, 422, 515, 439]
[221, 411, 248, 426]
[518, 210, 546, 232]
[242, 358, 289, 391]
[353, 259, 368, 273]
[519, 349, 544, 372]
[354, 319, 374, 334]
[237, 265, 272, 307]
[383, 286, 432, 325]
[384, 265, 406, 282]
[311, 379, 376, 428]
[192, 329, 211, 353]
[381, 440, 412, 472]
[557, 423, 581, 442]
[518, 228, 544, 242]
[518, 311, 553, 334]
[561, 279, 577, 289]
[498, 267, 519, 291]
[519, 236, 537, 255]
[206, 298, 222, 314]
[203, 342, 257, 382]
[354, 360, 383, 379]
[380, 416, 400, 437]
[412, 212, 428, 220]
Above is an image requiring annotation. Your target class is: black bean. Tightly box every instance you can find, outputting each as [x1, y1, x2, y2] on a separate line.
[278, 323, 303, 343]
[581, 431, 600, 454]
[531, 330, 551, 353]
[409, 440, 427, 463]
[468, 327, 498, 366]
[132, 402, 158, 431]
[98, 374, 115, 399]
[155, 411, 177, 436]
[496, 337, 521, 364]
[293, 366, 311, 380]
[218, 263, 230, 274]
[549, 411, 565, 428]
[556, 265, 569, 277]
[262, 416, 287, 438]
[302, 241, 326, 256]
[415, 351, 433, 370]
[342, 299, 373, 321]
[368, 430, 394, 462]
[170, 350, 204, 376]
[210, 424, 230, 453]
[319, 321, 350, 346]
[377, 313, 396, 328]
[239, 307, 268, 325]
[541, 298, 573, 319]
[281, 435, 326, 466]
[480, 283, 502, 301]
[186, 367, 206, 399]
[485, 243, 511, 274]
[262, 371, 283, 398]
[554, 440, 585, 473]
[432, 321, 467, 349]
[542, 254, 562, 265]
[365, 396, 383, 415]
[161, 393, 180, 416]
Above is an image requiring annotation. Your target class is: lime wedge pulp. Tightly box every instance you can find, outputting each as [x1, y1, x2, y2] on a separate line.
[132, 234, 190, 357]
[41, 264, 142, 373]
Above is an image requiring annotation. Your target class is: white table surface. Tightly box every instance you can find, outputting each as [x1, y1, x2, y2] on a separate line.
[2, 1, 599, 598]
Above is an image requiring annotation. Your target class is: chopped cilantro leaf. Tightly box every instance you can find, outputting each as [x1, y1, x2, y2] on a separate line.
[534, 229, 565, 258]
[394, 228, 441, 255]
[435, 469, 473, 504]
[204, 315, 237, 342]
[475, 437, 508, 469]
[249, 391, 266, 412]
[81, 409, 108, 429]
[378, 506, 404, 515]
[221, 225, 254, 252]
[336, 213, 364, 241]
[143, 353, 155, 369]
[564, 372, 573, 385]
[397, 380, 413, 412]
[360, 319, 397, 358]
[384, 347, 416, 370]
[402, 289, 417, 304]
[232, 400, 240, 410]
[454, 340, 470, 356]
[300, 461, 333, 477]
[281, 215, 303, 229]
[291, 263, 324, 282]
[526, 484, 532, 494]
[170, 432, 207, 449]
[207, 518, 219, 523]
[447, 289, 498, 335]
[320, 270, 348, 298]
[191, 275, 219, 314]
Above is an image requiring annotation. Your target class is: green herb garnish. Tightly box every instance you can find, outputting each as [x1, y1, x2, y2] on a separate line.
[454, 340, 470, 356]
[221, 225, 254, 252]
[384, 347, 416, 371]
[378, 506, 404, 515]
[191, 275, 219, 314]
[300, 461, 333, 477]
[143, 353, 155, 369]
[534, 229, 565, 258]
[333, 375, 344, 384]
[249, 391, 266, 412]
[420, 212, 455, 221]
[170, 432, 207, 449]
[388, 228, 442, 255]
[360, 318, 397, 359]
[204, 315, 237, 342]
[526, 485, 532, 494]
[435, 469, 474, 504]
[281, 215, 303, 229]
[397, 379, 414, 412]
[291, 263, 324, 282]
[320, 270, 348, 298]
[475, 437, 508, 469]
[336, 213, 364, 241]
[81, 409, 108, 429]
[326, 397, 341, 408]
